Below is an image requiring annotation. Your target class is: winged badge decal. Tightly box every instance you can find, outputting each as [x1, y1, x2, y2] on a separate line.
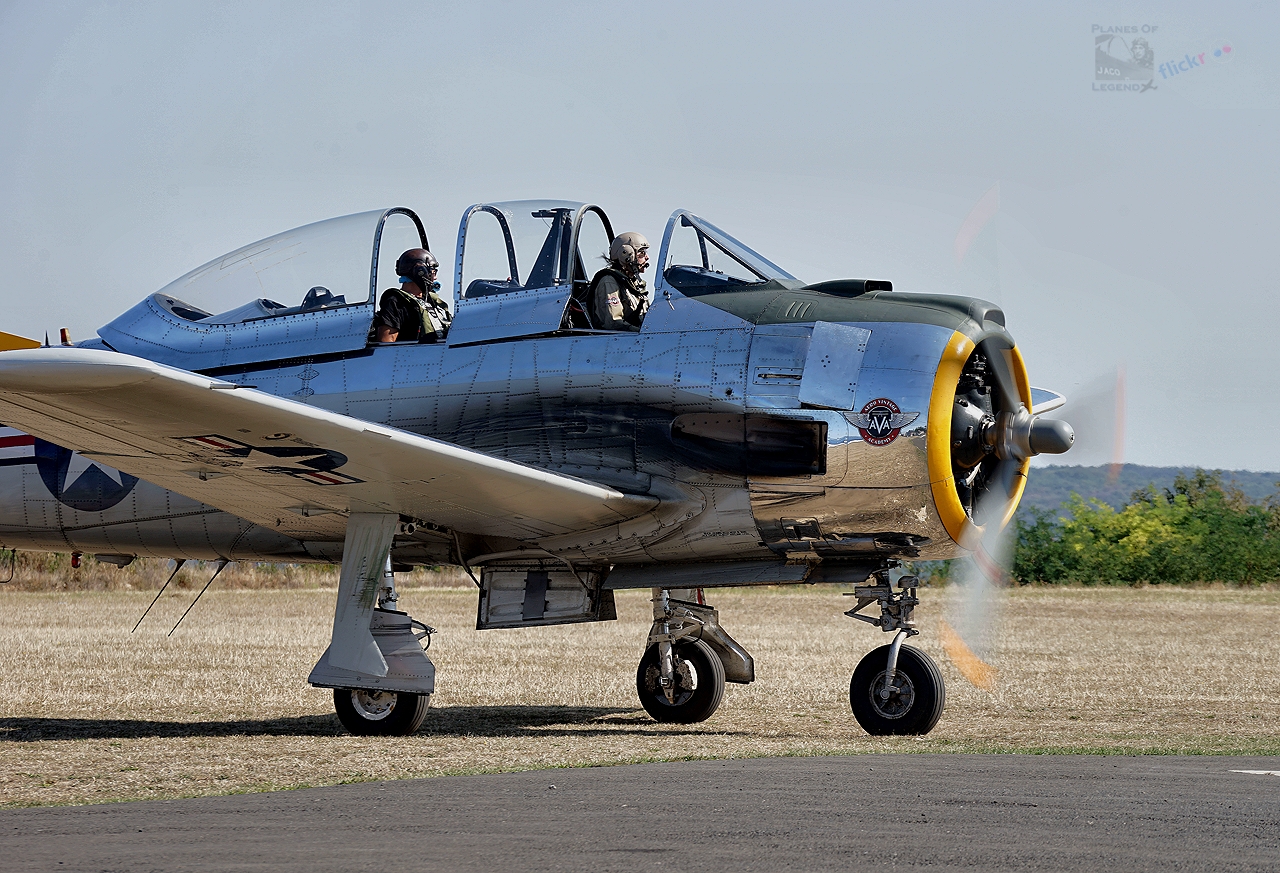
[848, 398, 920, 447]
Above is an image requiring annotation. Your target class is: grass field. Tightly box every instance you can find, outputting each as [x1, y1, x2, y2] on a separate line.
[3, 581, 1280, 807]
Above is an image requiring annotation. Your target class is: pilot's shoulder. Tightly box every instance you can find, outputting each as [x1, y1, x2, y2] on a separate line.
[592, 271, 622, 293]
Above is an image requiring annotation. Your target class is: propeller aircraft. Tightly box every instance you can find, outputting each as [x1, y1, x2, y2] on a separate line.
[0, 200, 1073, 735]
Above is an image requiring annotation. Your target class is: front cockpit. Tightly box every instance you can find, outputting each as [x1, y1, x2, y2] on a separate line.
[657, 211, 804, 296]
[158, 208, 427, 325]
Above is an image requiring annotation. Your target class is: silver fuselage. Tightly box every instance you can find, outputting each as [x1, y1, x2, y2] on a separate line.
[0, 306, 965, 566]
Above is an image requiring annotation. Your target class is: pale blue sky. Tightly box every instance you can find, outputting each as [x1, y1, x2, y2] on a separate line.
[1, 2, 1276, 470]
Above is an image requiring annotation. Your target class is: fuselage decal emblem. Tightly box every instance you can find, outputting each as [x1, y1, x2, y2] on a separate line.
[3, 426, 138, 511]
[851, 399, 920, 447]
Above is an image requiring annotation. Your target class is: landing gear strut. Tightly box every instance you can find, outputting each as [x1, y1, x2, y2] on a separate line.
[308, 513, 437, 736]
[844, 568, 945, 735]
[635, 588, 752, 723]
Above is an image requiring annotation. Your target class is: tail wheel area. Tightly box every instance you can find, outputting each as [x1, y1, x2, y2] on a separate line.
[636, 639, 725, 724]
[333, 688, 430, 736]
[849, 644, 945, 736]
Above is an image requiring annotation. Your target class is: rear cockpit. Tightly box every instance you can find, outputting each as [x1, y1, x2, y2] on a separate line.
[94, 208, 428, 369]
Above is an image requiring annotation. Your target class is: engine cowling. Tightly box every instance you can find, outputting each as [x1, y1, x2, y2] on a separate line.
[928, 333, 1073, 549]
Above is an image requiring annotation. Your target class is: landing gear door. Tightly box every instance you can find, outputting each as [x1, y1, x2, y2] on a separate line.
[476, 564, 617, 629]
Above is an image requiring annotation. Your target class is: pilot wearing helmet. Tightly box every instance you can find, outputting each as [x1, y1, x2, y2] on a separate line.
[588, 232, 650, 332]
[370, 248, 452, 343]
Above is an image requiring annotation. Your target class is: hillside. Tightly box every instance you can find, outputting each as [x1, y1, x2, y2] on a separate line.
[1021, 465, 1280, 512]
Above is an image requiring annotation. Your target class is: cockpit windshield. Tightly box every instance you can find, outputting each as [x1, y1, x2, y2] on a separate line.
[153, 209, 427, 323]
[659, 211, 801, 295]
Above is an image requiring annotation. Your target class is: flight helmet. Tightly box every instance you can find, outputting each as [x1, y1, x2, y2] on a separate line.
[609, 232, 649, 271]
[396, 248, 440, 291]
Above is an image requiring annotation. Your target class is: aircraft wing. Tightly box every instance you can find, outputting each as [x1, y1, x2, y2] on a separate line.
[0, 348, 655, 542]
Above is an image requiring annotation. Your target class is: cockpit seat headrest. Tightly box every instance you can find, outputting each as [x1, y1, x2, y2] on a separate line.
[300, 286, 346, 312]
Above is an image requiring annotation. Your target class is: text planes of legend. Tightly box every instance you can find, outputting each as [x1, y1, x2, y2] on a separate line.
[0, 200, 1073, 735]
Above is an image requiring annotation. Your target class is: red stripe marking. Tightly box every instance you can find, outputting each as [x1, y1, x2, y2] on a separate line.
[193, 436, 240, 450]
[0, 435, 35, 448]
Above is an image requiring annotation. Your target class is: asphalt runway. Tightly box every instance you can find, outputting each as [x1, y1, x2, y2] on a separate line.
[4, 755, 1280, 872]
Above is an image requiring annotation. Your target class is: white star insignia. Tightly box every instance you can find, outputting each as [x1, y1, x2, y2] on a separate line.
[63, 453, 125, 489]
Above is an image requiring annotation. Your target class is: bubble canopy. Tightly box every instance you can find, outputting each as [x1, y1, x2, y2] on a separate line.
[153, 208, 428, 323]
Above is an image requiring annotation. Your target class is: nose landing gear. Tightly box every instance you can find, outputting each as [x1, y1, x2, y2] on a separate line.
[845, 569, 946, 735]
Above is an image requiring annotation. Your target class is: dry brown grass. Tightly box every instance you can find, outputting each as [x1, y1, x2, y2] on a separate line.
[0, 554, 469, 591]
[2, 584, 1280, 808]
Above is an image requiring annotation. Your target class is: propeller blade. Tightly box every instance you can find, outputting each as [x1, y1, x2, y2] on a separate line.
[981, 341, 1024, 415]
[1040, 367, 1125, 474]
[941, 460, 1019, 691]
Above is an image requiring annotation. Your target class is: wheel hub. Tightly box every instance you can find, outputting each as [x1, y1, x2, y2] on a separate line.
[645, 658, 697, 706]
[349, 689, 396, 721]
[868, 670, 916, 719]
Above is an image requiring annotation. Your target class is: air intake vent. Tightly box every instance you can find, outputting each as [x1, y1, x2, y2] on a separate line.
[802, 279, 893, 297]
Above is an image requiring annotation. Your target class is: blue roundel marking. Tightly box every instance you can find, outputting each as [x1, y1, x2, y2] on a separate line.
[35, 440, 139, 512]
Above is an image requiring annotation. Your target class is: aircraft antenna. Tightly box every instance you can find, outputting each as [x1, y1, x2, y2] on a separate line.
[131, 559, 186, 633]
[168, 559, 230, 636]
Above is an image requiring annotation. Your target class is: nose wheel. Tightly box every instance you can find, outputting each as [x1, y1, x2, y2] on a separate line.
[849, 644, 945, 735]
[844, 568, 945, 735]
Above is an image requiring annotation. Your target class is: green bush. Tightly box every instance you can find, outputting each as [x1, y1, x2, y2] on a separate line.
[1012, 469, 1280, 585]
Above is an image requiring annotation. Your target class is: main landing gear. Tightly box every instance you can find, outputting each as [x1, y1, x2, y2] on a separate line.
[333, 687, 431, 736]
[636, 588, 754, 724]
[308, 513, 437, 736]
[844, 569, 945, 736]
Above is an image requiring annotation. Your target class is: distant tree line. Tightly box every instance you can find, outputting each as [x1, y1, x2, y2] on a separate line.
[1012, 469, 1280, 585]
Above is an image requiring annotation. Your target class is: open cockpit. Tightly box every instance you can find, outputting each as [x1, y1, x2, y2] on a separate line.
[88, 200, 810, 368]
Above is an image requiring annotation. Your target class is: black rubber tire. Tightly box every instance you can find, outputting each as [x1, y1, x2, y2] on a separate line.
[636, 639, 725, 724]
[333, 688, 430, 736]
[849, 644, 945, 736]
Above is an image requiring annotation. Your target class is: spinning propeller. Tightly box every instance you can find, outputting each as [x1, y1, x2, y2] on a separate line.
[1046, 367, 1127, 478]
[937, 340, 1074, 690]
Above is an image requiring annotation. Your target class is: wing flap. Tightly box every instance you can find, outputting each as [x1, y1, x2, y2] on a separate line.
[0, 349, 655, 541]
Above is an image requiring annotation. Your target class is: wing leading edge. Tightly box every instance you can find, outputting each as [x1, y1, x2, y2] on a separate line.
[0, 348, 655, 542]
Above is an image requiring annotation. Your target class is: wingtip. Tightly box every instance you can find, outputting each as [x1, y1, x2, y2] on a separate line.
[0, 331, 42, 352]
